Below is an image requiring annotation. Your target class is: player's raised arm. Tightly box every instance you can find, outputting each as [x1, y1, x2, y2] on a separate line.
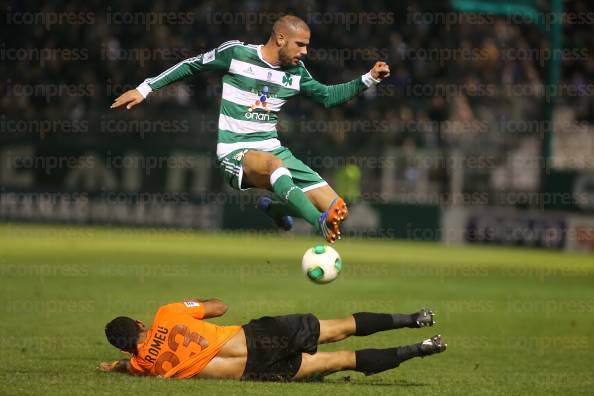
[299, 61, 390, 108]
[190, 298, 229, 318]
[110, 40, 242, 110]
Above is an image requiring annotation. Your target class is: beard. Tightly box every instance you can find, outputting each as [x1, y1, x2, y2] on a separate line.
[278, 45, 294, 67]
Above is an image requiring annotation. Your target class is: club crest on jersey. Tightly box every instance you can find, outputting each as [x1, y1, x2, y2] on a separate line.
[282, 73, 293, 86]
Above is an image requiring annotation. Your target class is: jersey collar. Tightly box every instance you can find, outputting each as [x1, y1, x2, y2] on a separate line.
[257, 45, 280, 69]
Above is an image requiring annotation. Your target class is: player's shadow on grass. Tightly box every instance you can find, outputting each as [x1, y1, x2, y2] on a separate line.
[300, 376, 429, 387]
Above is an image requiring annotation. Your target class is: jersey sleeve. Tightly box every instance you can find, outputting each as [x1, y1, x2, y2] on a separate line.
[159, 301, 205, 319]
[298, 62, 373, 108]
[136, 40, 241, 96]
[128, 356, 145, 375]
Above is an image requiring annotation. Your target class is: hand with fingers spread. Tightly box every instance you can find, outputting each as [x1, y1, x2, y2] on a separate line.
[97, 361, 116, 372]
[97, 359, 131, 373]
[110, 89, 145, 110]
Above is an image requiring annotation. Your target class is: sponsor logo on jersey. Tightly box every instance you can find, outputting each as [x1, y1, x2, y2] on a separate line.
[245, 112, 270, 121]
[184, 301, 200, 307]
[245, 85, 271, 120]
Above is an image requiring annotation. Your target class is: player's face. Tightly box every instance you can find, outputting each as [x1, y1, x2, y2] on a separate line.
[279, 28, 310, 66]
[136, 320, 147, 331]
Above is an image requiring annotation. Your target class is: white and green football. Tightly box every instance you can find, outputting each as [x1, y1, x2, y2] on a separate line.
[301, 245, 342, 284]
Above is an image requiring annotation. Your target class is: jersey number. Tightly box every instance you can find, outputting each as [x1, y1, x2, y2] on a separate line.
[154, 325, 205, 373]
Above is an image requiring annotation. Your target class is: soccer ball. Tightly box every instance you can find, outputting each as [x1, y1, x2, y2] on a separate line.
[301, 245, 342, 284]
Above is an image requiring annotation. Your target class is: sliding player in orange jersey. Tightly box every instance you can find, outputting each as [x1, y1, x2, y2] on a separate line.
[99, 297, 446, 381]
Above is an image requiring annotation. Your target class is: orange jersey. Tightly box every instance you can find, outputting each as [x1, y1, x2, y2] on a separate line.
[129, 302, 241, 378]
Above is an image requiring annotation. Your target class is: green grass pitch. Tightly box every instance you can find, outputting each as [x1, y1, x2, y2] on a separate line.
[1, 223, 593, 395]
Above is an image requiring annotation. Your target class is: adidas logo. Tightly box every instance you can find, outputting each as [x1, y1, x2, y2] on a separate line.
[284, 186, 297, 201]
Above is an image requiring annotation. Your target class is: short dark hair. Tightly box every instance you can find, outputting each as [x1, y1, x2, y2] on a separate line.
[105, 316, 140, 353]
[271, 15, 310, 38]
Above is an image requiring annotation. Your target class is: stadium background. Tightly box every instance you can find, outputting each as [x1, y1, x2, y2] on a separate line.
[2, 0, 593, 250]
[1, 1, 594, 395]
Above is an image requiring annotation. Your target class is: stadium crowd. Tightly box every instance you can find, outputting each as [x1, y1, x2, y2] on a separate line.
[3, 0, 592, 200]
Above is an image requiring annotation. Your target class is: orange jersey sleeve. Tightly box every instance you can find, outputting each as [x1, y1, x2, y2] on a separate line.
[159, 301, 206, 319]
[130, 302, 240, 378]
[129, 356, 146, 374]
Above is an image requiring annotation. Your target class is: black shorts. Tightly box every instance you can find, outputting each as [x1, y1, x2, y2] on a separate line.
[241, 313, 320, 382]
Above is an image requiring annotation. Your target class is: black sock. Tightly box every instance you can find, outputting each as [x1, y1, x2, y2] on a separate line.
[355, 344, 422, 376]
[353, 312, 415, 336]
[391, 313, 416, 328]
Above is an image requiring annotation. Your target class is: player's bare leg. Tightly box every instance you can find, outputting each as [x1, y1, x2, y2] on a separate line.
[318, 309, 435, 345]
[294, 335, 447, 380]
[305, 185, 342, 212]
[242, 150, 281, 189]
[293, 351, 355, 380]
[318, 316, 356, 344]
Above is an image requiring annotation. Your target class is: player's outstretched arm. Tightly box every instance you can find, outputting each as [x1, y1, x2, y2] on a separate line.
[110, 40, 241, 110]
[97, 359, 133, 374]
[110, 89, 144, 110]
[299, 61, 390, 108]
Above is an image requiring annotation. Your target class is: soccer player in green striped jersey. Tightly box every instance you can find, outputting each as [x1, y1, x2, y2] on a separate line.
[111, 15, 390, 243]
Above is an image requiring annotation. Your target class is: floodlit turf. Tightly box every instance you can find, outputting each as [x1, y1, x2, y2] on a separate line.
[1, 223, 593, 395]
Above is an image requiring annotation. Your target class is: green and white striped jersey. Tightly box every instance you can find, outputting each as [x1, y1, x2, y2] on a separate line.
[136, 40, 379, 158]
